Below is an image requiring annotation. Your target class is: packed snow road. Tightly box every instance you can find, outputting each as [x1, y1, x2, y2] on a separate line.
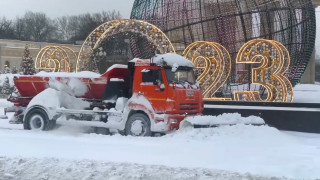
[0, 157, 293, 180]
[1, 109, 320, 179]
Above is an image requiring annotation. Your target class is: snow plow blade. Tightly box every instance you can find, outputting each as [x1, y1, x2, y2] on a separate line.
[180, 113, 265, 129]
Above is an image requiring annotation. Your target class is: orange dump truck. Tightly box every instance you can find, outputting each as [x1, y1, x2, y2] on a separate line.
[7, 54, 203, 136]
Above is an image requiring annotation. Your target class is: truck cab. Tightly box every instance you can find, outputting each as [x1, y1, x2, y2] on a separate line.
[125, 54, 203, 134]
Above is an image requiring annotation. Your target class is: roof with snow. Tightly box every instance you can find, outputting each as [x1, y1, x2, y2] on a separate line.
[153, 53, 194, 68]
[129, 53, 194, 68]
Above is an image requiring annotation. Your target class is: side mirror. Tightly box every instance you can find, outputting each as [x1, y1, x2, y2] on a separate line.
[160, 83, 165, 91]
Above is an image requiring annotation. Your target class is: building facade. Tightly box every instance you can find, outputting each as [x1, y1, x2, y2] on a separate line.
[0, 39, 81, 73]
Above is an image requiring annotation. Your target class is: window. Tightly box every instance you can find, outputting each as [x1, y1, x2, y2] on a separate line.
[142, 69, 162, 84]
[165, 67, 196, 84]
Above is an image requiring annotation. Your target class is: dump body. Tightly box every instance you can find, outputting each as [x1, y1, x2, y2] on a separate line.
[13, 66, 130, 100]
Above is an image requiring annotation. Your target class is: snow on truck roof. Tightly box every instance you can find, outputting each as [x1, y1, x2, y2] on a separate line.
[129, 53, 194, 68]
[153, 53, 194, 68]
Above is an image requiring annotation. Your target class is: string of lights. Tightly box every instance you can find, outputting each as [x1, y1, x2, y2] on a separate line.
[77, 19, 175, 72]
[35, 46, 77, 72]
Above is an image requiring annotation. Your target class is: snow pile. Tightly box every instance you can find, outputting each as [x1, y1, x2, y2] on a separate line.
[48, 78, 88, 97]
[293, 84, 320, 103]
[153, 53, 194, 67]
[294, 84, 320, 91]
[0, 157, 285, 180]
[36, 71, 101, 78]
[0, 99, 13, 109]
[165, 125, 320, 179]
[67, 78, 88, 96]
[115, 97, 128, 111]
[171, 63, 179, 72]
[183, 113, 264, 126]
[0, 71, 100, 88]
[27, 88, 90, 112]
[168, 123, 284, 141]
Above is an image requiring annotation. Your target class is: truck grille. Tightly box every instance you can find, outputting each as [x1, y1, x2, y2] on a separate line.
[179, 103, 199, 111]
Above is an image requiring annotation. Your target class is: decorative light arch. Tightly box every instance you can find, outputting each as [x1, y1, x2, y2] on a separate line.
[77, 19, 175, 72]
[35, 46, 77, 72]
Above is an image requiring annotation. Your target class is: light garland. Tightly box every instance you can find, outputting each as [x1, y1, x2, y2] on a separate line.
[77, 19, 175, 72]
[35, 46, 76, 72]
[233, 91, 263, 101]
[235, 39, 293, 102]
[183, 41, 232, 100]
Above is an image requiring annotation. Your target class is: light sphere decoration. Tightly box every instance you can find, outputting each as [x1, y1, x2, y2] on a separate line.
[131, 0, 316, 90]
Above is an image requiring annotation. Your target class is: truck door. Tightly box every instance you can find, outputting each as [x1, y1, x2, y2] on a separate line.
[140, 68, 167, 113]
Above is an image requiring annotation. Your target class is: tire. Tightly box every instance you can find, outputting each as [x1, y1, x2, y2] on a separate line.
[23, 108, 53, 131]
[125, 113, 151, 137]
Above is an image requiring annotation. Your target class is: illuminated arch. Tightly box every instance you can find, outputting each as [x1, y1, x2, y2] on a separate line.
[35, 46, 77, 72]
[77, 19, 175, 72]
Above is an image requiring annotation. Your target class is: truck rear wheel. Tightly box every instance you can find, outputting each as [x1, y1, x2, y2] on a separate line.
[125, 113, 151, 137]
[24, 108, 54, 131]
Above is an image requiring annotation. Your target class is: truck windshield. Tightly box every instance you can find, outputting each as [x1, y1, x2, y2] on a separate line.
[165, 68, 196, 85]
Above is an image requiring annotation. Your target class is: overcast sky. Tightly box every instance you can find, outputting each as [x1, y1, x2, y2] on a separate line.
[0, 0, 318, 54]
[0, 0, 135, 19]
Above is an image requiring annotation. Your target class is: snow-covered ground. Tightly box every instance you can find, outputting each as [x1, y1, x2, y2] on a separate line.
[0, 84, 320, 180]
[293, 84, 320, 103]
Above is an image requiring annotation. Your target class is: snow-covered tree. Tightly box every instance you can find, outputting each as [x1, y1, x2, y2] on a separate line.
[1, 76, 11, 94]
[11, 66, 18, 74]
[20, 44, 36, 75]
[4, 66, 11, 74]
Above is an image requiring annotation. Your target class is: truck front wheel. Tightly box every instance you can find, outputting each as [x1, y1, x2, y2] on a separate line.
[125, 113, 151, 137]
[24, 108, 54, 131]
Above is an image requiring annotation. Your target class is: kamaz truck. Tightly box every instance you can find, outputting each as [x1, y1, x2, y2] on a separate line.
[7, 54, 203, 136]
